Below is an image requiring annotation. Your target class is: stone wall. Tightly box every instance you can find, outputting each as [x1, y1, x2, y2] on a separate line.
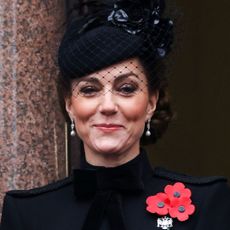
[0, 0, 67, 213]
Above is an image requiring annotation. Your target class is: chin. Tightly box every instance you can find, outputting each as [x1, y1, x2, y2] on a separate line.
[94, 145, 123, 155]
[93, 139, 127, 155]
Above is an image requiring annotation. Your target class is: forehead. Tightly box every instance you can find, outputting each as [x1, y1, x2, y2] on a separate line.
[83, 57, 146, 81]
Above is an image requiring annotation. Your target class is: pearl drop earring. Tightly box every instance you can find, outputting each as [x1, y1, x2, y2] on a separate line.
[145, 119, 151, 137]
[70, 119, 76, 136]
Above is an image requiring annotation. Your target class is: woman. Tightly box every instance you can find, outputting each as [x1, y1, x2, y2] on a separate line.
[1, 0, 230, 229]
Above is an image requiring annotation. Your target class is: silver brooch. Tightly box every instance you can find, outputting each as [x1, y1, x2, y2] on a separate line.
[157, 216, 173, 230]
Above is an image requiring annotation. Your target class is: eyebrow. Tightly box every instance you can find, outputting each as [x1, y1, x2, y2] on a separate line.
[114, 72, 140, 81]
[74, 77, 101, 86]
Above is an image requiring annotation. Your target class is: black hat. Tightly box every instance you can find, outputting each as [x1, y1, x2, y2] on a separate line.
[58, 0, 174, 79]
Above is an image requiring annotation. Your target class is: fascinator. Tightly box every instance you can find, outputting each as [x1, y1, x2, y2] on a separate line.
[58, 0, 174, 79]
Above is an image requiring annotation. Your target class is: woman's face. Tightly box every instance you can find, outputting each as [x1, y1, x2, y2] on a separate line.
[66, 58, 158, 166]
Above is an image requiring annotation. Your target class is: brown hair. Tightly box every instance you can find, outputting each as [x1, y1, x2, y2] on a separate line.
[138, 58, 174, 144]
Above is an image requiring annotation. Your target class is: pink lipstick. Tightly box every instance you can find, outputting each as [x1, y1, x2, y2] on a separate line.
[94, 124, 123, 132]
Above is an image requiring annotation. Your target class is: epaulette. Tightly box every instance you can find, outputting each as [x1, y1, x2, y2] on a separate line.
[153, 167, 227, 185]
[6, 177, 72, 198]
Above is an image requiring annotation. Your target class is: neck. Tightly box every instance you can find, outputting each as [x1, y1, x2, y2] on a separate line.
[83, 144, 140, 168]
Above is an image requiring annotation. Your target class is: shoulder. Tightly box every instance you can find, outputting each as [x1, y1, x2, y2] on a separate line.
[151, 167, 230, 197]
[153, 167, 228, 185]
[152, 167, 230, 206]
[6, 177, 73, 198]
[1, 177, 75, 228]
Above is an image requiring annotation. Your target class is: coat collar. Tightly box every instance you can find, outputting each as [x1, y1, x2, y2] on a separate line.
[72, 149, 154, 230]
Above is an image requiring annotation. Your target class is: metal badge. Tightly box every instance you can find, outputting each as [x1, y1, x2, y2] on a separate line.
[157, 216, 173, 230]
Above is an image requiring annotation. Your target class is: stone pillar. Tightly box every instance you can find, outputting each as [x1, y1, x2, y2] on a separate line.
[0, 0, 67, 212]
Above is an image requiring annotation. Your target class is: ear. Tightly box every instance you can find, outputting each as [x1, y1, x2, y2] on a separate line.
[65, 97, 74, 120]
[146, 90, 159, 121]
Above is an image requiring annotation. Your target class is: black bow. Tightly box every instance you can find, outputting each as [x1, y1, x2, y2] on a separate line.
[73, 164, 144, 198]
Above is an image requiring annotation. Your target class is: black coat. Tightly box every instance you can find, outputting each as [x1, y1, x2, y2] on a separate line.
[1, 150, 230, 230]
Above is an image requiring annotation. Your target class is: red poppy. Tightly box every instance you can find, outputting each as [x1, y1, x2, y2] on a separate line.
[146, 182, 195, 222]
[164, 182, 191, 201]
[146, 192, 170, 216]
[169, 197, 195, 221]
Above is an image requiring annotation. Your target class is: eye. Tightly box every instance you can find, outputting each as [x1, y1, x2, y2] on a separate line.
[77, 86, 101, 97]
[117, 83, 138, 95]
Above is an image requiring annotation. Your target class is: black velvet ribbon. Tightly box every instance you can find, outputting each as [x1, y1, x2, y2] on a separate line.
[73, 153, 146, 230]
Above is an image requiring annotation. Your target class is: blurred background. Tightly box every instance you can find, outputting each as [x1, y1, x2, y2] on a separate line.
[150, 0, 230, 177]
[0, 0, 230, 214]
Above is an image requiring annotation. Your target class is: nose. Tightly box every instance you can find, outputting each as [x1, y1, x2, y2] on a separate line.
[98, 90, 118, 115]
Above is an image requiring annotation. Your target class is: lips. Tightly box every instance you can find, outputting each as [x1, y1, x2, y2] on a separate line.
[94, 124, 124, 131]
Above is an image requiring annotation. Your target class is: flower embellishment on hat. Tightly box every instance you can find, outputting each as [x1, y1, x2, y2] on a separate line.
[146, 182, 195, 229]
[107, 3, 144, 35]
[107, 1, 174, 58]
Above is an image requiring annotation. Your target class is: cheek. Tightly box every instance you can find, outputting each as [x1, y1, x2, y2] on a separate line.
[70, 98, 98, 122]
[118, 95, 149, 121]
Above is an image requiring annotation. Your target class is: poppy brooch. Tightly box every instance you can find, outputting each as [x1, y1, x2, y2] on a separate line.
[146, 182, 195, 229]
